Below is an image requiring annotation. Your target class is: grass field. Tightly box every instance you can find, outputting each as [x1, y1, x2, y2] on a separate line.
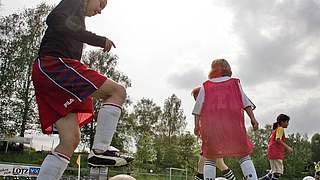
[0, 150, 314, 179]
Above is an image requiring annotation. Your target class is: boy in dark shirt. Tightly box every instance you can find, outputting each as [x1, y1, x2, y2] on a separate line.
[32, 0, 131, 179]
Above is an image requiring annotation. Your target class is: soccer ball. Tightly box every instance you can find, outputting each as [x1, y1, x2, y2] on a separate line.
[109, 174, 136, 180]
[302, 176, 315, 180]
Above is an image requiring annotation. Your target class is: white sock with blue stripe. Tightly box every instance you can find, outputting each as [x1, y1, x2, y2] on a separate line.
[204, 160, 216, 180]
[239, 155, 258, 180]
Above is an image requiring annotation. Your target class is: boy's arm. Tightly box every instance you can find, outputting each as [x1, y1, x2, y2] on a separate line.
[277, 140, 293, 153]
[194, 115, 200, 137]
[244, 106, 259, 131]
[275, 128, 293, 153]
[46, 0, 107, 48]
[238, 81, 258, 130]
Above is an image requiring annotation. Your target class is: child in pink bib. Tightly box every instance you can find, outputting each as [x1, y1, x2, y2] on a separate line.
[192, 59, 259, 180]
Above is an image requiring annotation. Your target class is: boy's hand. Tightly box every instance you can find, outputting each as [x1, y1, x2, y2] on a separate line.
[251, 119, 259, 131]
[287, 147, 294, 154]
[194, 125, 199, 137]
[103, 38, 116, 52]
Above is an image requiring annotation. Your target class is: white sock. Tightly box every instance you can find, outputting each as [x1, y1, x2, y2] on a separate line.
[239, 155, 258, 180]
[92, 103, 122, 151]
[37, 151, 69, 180]
[204, 160, 216, 180]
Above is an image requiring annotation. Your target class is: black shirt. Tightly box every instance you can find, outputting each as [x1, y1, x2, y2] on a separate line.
[38, 0, 106, 60]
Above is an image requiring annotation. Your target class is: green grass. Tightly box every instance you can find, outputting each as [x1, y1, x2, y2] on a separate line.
[0, 149, 309, 179]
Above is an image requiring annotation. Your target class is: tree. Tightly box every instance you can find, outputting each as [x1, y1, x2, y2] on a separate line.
[152, 94, 188, 170]
[0, 4, 52, 147]
[158, 94, 186, 141]
[248, 124, 272, 176]
[311, 133, 320, 162]
[130, 98, 162, 170]
[284, 133, 312, 178]
[132, 98, 162, 139]
[80, 50, 132, 151]
[133, 132, 157, 172]
[177, 132, 199, 174]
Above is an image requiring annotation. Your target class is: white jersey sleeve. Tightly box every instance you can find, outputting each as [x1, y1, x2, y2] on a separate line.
[192, 85, 205, 115]
[191, 79, 256, 116]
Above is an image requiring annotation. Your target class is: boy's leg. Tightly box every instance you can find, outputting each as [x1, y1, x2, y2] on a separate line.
[260, 170, 272, 180]
[269, 160, 283, 180]
[37, 113, 80, 180]
[88, 79, 132, 166]
[204, 159, 216, 180]
[260, 160, 274, 180]
[271, 173, 281, 180]
[216, 158, 228, 171]
[239, 155, 258, 180]
[195, 155, 205, 180]
[216, 158, 236, 180]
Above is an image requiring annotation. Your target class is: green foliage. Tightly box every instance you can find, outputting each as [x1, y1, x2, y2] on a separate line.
[311, 133, 320, 162]
[0, 3, 52, 142]
[249, 125, 272, 176]
[134, 133, 157, 172]
[131, 98, 162, 171]
[0, 151, 46, 165]
[128, 95, 198, 176]
[177, 132, 199, 172]
[283, 133, 312, 178]
[132, 98, 162, 138]
[158, 94, 186, 139]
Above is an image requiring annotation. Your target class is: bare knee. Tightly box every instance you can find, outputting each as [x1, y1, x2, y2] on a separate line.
[72, 134, 80, 150]
[116, 84, 126, 102]
[104, 84, 126, 105]
[57, 132, 80, 156]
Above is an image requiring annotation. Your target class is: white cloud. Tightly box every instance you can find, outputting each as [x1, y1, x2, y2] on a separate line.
[217, 0, 320, 136]
[167, 67, 206, 90]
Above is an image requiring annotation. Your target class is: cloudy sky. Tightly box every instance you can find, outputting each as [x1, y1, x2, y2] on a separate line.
[1, 0, 319, 148]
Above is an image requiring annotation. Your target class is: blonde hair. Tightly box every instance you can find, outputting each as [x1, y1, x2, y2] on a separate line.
[208, 58, 232, 79]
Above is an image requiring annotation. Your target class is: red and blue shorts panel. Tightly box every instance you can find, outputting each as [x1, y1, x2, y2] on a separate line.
[32, 56, 107, 134]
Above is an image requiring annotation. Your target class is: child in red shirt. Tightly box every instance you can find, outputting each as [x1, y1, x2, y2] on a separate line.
[261, 114, 293, 180]
[192, 59, 259, 180]
[192, 87, 236, 180]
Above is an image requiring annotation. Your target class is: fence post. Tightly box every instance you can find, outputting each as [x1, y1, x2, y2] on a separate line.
[89, 167, 109, 180]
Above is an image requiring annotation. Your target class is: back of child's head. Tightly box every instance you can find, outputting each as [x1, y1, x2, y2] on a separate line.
[191, 86, 201, 100]
[208, 58, 232, 79]
[272, 113, 290, 130]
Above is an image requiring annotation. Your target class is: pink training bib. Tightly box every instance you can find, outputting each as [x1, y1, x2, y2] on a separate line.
[200, 78, 253, 159]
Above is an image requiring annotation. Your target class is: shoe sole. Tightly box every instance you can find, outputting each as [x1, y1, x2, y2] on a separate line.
[88, 156, 128, 167]
[88, 162, 130, 168]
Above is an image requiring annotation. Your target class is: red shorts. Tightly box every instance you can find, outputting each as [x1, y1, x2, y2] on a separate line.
[32, 56, 107, 134]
